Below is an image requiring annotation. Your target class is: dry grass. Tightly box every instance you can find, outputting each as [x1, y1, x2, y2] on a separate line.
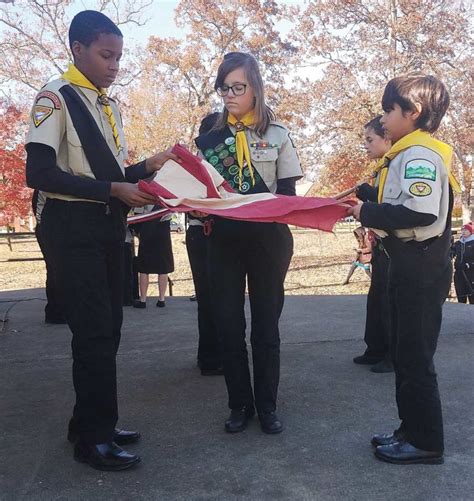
[0, 223, 373, 297]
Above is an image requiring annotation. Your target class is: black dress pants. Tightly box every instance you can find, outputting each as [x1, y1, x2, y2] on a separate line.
[363, 243, 390, 358]
[35, 223, 65, 322]
[384, 232, 451, 452]
[41, 199, 125, 444]
[123, 240, 136, 306]
[185, 224, 221, 369]
[208, 219, 293, 414]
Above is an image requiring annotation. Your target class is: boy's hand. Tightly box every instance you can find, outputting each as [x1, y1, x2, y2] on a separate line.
[347, 203, 363, 221]
[111, 182, 157, 207]
[145, 148, 181, 173]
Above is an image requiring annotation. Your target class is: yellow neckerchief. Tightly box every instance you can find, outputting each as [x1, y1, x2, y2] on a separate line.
[377, 129, 461, 203]
[227, 111, 256, 189]
[369, 159, 386, 188]
[61, 63, 121, 153]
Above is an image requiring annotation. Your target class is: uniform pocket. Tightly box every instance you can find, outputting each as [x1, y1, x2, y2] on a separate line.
[66, 128, 87, 174]
[250, 147, 278, 183]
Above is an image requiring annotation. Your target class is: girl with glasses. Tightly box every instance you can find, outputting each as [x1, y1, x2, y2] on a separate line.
[195, 52, 303, 435]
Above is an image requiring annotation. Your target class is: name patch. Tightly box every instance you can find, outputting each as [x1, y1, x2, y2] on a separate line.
[35, 90, 62, 110]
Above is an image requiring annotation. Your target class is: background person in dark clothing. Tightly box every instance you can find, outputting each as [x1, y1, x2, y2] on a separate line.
[133, 208, 174, 308]
[452, 222, 474, 304]
[186, 112, 223, 376]
[353, 116, 393, 373]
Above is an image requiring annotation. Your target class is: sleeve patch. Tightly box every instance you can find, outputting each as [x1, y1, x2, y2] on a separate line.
[35, 90, 61, 110]
[404, 158, 436, 181]
[409, 182, 432, 197]
[33, 105, 54, 127]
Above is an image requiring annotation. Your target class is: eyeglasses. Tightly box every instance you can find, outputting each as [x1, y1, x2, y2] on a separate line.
[216, 83, 247, 97]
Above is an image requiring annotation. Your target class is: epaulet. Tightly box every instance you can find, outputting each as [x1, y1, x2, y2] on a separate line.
[269, 120, 289, 131]
[34, 79, 67, 110]
[39, 78, 68, 92]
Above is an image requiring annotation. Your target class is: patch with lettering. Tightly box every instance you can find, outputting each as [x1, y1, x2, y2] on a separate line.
[404, 158, 436, 181]
[32, 105, 54, 127]
[409, 182, 432, 197]
[35, 90, 61, 110]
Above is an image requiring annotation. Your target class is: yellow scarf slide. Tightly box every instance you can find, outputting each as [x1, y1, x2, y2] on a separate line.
[227, 111, 256, 189]
[61, 63, 121, 153]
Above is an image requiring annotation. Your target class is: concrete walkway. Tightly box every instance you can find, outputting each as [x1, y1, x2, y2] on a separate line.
[0, 288, 473, 500]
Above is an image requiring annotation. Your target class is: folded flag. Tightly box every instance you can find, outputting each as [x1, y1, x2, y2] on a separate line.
[128, 144, 350, 232]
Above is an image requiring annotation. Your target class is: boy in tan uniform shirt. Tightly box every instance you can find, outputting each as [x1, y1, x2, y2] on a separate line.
[26, 10, 178, 471]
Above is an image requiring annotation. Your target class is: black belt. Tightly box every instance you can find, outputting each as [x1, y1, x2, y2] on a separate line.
[406, 236, 438, 249]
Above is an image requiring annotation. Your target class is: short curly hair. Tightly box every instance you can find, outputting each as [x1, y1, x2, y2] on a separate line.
[69, 10, 122, 52]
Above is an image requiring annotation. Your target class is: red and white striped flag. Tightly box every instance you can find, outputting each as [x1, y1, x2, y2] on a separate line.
[128, 144, 351, 232]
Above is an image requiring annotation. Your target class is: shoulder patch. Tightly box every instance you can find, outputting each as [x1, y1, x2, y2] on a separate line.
[35, 90, 62, 110]
[404, 158, 436, 181]
[32, 105, 54, 127]
[409, 182, 432, 197]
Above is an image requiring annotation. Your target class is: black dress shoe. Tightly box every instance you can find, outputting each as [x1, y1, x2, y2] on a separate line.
[371, 430, 406, 447]
[370, 359, 394, 373]
[74, 441, 141, 471]
[133, 300, 146, 309]
[353, 353, 384, 365]
[68, 428, 141, 446]
[225, 406, 255, 433]
[156, 299, 166, 307]
[375, 440, 444, 465]
[259, 411, 283, 434]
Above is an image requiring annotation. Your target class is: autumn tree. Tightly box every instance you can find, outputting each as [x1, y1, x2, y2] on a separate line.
[0, 0, 152, 94]
[297, 0, 472, 217]
[0, 101, 31, 226]
[123, 0, 313, 161]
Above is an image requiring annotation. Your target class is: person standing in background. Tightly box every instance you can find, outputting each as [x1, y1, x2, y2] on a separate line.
[186, 112, 223, 376]
[133, 207, 174, 308]
[352, 116, 393, 373]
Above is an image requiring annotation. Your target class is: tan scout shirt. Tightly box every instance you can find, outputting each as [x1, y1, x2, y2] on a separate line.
[25, 78, 128, 202]
[228, 121, 303, 194]
[381, 145, 449, 242]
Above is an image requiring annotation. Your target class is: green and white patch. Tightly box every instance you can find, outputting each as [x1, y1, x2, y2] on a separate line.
[404, 158, 436, 181]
